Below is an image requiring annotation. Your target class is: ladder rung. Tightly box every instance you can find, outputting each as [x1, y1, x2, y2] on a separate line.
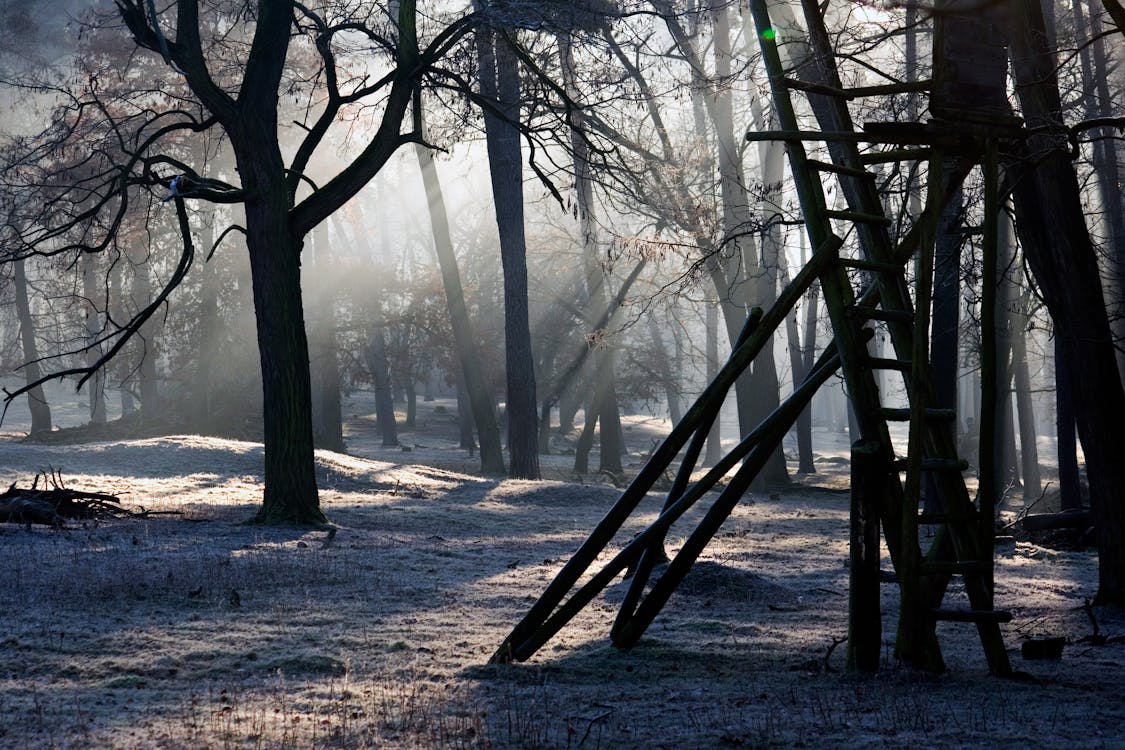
[860, 148, 931, 165]
[893, 457, 969, 472]
[783, 77, 932, 101]
[840, 257, 902, 274]
[880, 407, 957, 422]
[848, 305, 913, 324]
[850, 80, 933, 98]
[929, 608, 1012, 624]
[867, 357, 912, 372]
[920, 560, 991, 575]
[826, 209, 892, 225]
[807, 159, 874, 179]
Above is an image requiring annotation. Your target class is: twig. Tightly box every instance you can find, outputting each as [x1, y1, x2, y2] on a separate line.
[1000, 481, 1053, 530]
[578, 708, 614, 747]
[824, 635, 848, 673]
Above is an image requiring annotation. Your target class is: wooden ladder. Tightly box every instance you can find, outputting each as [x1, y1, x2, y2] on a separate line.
[748, 0, 1011, 675]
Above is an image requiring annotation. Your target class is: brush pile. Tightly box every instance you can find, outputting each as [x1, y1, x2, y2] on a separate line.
[0, 471, 129, 527]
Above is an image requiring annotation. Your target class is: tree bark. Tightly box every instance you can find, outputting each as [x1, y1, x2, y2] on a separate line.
[780, 244, 816, 475]
[194, 208, 220, 432]
[82, 251, 106, 425]
[746, 32, 790, 487]
[925, 185, 963, 509]
[129, 241, 159, 417]
[366, 324, 399, 448]
[306, 224, 345, 452]
[12, 259, 51, 434]
[704, 297, 722, 467]
[456, 373, 477, 452]
[1003, 0, 1125, 602]
[233, 122, 323, 524]
[1012, 319, 1041, 502]
[416, 134, 505, 473]
[649, 319, 683, 426]
[1075, 0, 1125, 379]
[477, 24, 539, 479]
[560, 32, 623, 477]
[1054, 333, 1083, 511]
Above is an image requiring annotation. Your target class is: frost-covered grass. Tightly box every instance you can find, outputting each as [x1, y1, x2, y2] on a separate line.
[0, 402, 1120, 747]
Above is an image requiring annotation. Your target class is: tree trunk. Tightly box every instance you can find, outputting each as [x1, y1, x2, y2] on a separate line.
[1075, 0, 1125, 379]
[12, 259, 51, 434]
[704, 298, 722, 467]
[366, 324, 399, 448]
[82, 252, 106, 425]
[780, 246, 816, 475]
[658, 0, 759, 447]
[573, 388, 597, 475]
[477, 25, 539, 479]
[108, 257, 135, 417]
[746, 31, 789, 488]
[999, 385, 1020, 491]
[405, 378, 417, 429]
[235, 136, 322, 524]
[1012, 321, 1041, 502]
[798, 234, 819, 473]
[423, 370, 435, 402]
[194, 208, 220, 432]
[558, 387, 579, 435]
[415, 135, 504, 472]
[925, 185, 963, 510]
[594, 351, 624, 476]
[649, 319, 683, 425]
[456, 373, 477, 452]
[1054, 333, 1083, 511]
[710, 5, 783, 473]
[1003, 0, 1125, 602]
[559, 32, 623, 478]
[306, 224, 346, 452]
[129, 242, 159, 417]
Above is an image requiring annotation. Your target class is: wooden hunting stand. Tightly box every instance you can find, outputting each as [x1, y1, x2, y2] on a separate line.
[492, 2, 1020, 675]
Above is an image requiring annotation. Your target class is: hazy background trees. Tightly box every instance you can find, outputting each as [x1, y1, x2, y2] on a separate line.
[1, 0, 1123, 600]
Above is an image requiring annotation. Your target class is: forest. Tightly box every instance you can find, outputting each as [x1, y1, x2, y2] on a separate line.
[2, 0, 1125, 747]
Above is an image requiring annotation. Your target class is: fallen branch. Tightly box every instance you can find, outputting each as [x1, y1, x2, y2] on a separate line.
[0, 471, 133, 527]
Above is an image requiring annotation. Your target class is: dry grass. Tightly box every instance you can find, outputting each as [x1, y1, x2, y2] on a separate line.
[0, 396, 1123, 748]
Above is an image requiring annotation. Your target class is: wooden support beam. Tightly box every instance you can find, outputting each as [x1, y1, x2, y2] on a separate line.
[490, 234, 843, 663]
[860, 148, 932, 164]
[978, 138, 1000, 598]
[505, 345, 850, 662]
[848, 305, 914, 324]
[841, 257, 902, 274]
[781, 76, 932, 100]
[826, 209, 893, 225]
[848, 439, 884, 672]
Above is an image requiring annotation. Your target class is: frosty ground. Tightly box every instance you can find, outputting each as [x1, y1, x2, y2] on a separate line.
[1, 389, 1123, 748]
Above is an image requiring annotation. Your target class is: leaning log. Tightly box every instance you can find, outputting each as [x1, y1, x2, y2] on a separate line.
[1022, 509, 1091, 532]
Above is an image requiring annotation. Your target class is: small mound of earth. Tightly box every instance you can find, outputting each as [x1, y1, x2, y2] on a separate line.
[605, 560, 797, 606]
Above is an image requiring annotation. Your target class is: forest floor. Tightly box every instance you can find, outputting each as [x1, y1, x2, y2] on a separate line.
[0, 386, 1122, 748]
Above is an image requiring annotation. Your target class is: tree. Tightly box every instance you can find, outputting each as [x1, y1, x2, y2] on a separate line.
[0, 2, 495, 524]
[1001, 0, 1125, 604]
[476, 20, 540, 480]
[413, 99, 505, 474]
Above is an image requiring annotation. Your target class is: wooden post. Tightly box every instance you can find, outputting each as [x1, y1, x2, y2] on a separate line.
[848, 439, 884, 672]
[897, 148, 942, 672]
[978, 137, 999, 601]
